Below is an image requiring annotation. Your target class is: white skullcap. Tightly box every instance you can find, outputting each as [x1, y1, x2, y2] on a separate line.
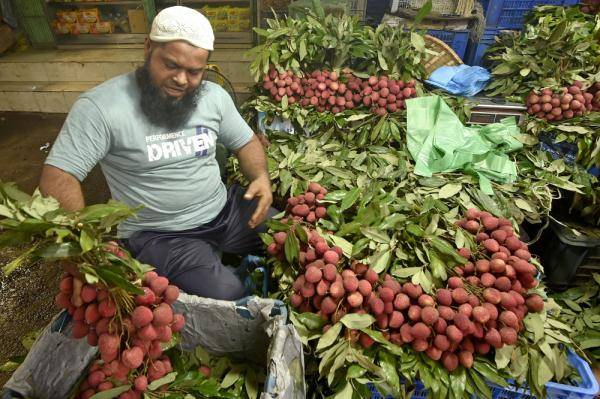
[150, 6, 214, 51]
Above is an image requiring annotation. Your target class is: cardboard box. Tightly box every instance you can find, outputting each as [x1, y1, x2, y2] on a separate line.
[127, 9, 147, 34]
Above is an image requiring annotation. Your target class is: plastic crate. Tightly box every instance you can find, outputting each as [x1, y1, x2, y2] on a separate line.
[482, 0, 580, 29]
[368, 380, 428, 399]
[426, 29, 469, 60]
[465, 28, 509, 66]
[488, 351, 599, 398]
[369, 351, 599, 399]
[529, 218, 600, 291]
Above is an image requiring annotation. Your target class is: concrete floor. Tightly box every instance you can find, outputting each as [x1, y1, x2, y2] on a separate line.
[0, 111, 109, 387]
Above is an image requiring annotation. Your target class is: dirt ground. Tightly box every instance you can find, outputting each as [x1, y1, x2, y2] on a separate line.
[0, 112, 110, 387]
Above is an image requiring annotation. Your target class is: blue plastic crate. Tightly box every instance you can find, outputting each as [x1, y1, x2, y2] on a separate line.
[482, 0, 579, 29]
[488, 351, 599, 398]
[426, 29, 469, 60]
[465, 28, 508, 66]
[368, 380, 428, 398]
[369, 351, 599, 399]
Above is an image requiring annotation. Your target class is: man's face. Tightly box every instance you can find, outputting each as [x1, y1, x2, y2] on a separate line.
[144, 40, 210, 100]
[136, 40, 210, 129]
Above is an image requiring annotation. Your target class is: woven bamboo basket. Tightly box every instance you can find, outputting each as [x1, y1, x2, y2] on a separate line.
[423, 34, 463, 77]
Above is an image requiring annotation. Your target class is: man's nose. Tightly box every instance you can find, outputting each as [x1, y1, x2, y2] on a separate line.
[173, 70, 187, 87]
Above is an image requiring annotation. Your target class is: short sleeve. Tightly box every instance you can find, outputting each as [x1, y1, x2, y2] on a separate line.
[44, 97, 110, 182]
[216, 87, 254, 151]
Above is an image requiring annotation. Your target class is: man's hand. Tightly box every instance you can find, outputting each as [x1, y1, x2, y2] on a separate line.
[61, 242, 126, 307]
[244, 175, 273, 228]
[61, 260, 84, 306]
[235, 135, 273, 228]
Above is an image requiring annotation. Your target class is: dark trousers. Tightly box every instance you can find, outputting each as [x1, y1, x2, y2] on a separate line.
[124, 185, 277, 301]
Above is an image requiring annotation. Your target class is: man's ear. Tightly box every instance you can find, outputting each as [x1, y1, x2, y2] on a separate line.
[144, 38, 152, 59]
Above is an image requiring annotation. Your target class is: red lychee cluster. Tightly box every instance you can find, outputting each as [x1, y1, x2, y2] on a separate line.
[56, 269, 185, 399]
[526, 82, 595, 121]
[262, 67, 417, 116]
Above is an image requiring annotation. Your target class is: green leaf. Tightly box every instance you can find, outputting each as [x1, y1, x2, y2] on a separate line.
[392, 267, 422, 279]
[340, 313, 375, 330]
[438, 183, 462, 199]
[89, 385, 131, 399]
[536, 356, 554, 387]
[317, 322, 342, 351]
[492, 64, 514, 75]
[220, 368, 242, 389]
[412, 269, 433, 293]
[96, 268, 144, 295]
[340, 188, 360, 211]
[515, 199, 535, 213]
[406, 224, 425, 237]
[194, 346, 211, 365]
[161, 331, 180, 352]
[545, 318, 571, 332]
[430, 255, 448, 281]
[495, 345, 514, 369]
[79, 226, 96, 254]
[580, 338, 600, 349]
[524, 313, 545, 343]
[0, 361, 20, 372]
[327, 234, 353, 258]
[299, 39, 307, 60]
[328, 343, 349, 385]
[548, 19, 567, 43]
[346, 114, 370, 122]
[519, 68, 531, 77]
[379, 351, 400, 391]
[516, 134, 539, 146]
[266, 219, 291, 232]
[473, 361, 508, 387]
[377, 51, 389, 70]
[36, 242, 81, 259]
[370, 249, 391, 273]
[429, 237, 465, 263]
[413, 0, 432, 26]
[333, 381, 353, 399]
[346, 365, 367, 379]
[245, 367, 259, 399]
[284, 231, 300, 264]
[455, 229, 466, 249]
[293, 311, 326, 331]
[563, 299, 582, 312]
[148, 372, 177, 390]
[360, 228, 389, 244]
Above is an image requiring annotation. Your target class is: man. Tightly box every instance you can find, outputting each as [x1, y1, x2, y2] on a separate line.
[39, 6, 273, 301]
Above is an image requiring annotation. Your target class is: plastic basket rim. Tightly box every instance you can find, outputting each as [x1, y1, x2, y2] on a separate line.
[369, 350, 599, 398]
[482, 351, 599, 397]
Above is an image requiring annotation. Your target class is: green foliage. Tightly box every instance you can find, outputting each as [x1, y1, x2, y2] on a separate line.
[229, 127, 583, 397]
[0, 182, 151, 294]
[550, 274, 600, 362]
[246, 5, 427, 82]
[484, 6, 600, 98]
[161, 345, 266, 399]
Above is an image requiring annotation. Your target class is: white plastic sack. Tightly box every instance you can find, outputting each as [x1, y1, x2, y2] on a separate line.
[3, 294, 305, 399]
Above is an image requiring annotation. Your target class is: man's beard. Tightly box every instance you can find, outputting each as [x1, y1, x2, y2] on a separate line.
[135, 62, 202, 130]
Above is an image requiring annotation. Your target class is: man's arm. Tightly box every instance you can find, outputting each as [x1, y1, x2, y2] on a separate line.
[234, 134, 273, 228]
[39, 164, 86, 305]
[39, 165, 85, 211]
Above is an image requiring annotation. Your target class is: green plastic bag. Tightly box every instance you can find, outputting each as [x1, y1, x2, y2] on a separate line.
[406, 95, 523, 194]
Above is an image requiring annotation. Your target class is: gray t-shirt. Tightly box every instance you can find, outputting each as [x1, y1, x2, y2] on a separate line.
[45, 73, 254, 238]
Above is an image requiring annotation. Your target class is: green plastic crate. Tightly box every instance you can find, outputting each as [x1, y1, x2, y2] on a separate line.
[13, 0, 45, 17]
